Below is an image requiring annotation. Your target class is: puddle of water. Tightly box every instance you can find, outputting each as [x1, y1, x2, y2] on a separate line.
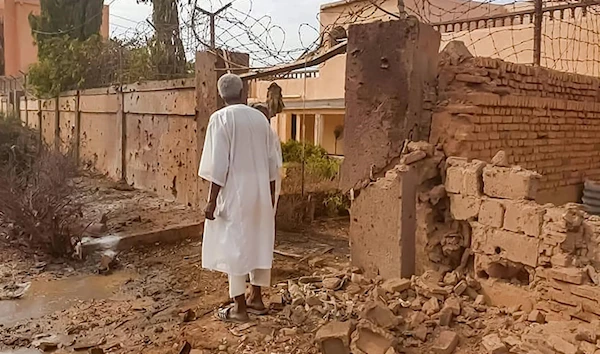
[0, 271, 134, 326]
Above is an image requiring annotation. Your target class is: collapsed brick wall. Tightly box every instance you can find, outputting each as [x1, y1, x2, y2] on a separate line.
[445, 154, 600, 322]
[432, 49, 600, 205]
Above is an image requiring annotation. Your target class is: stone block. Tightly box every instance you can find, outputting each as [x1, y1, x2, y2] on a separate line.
[482, 334, 508, 354]
[432, 331, 459, 354]
[483, 166, 540, 200]
[463, 160, 486, 196]
[449, 194, 481, 220]
[479, 199, 505, 228]
[503, 200, 545, 237]
[445, 166, 464, 194]
[350, 166, 418, 279]
[316, 321, 355, 354]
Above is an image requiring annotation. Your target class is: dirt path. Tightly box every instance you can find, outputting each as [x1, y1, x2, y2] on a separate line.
[0, 219, 350, 354]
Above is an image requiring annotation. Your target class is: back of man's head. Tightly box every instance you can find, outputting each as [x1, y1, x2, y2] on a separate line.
[217, 74, 243, 103]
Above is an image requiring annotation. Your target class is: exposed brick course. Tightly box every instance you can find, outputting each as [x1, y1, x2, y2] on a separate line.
[432, 55, 600, 204]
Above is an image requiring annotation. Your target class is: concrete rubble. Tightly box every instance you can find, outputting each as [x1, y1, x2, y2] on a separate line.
[335, 141, 600, 353]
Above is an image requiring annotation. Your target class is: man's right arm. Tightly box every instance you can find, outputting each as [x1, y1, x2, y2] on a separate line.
[204, 182, 222, 220]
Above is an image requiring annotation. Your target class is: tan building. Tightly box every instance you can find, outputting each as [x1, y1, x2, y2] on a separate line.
[0, 0, 110, 77]
[249, 0, 600, 155]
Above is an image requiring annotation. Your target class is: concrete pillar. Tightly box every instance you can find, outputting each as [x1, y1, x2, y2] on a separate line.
[294, 114, 302, 141]
[195, 50, 249, 207]
[4, 0, 19, 76]
[314, 114, 324, 146]
[350, 165, 417, 279]
[341, 19, 440, 191]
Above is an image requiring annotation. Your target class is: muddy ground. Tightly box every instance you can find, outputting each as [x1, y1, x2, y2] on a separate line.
[0, 219, 350, 354]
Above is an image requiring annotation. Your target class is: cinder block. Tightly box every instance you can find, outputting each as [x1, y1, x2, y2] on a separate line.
[483, 166, 540, 200]
[479, 199, 505, 228]
[449, 194, 481, 220]
[503, 200, 545, 237]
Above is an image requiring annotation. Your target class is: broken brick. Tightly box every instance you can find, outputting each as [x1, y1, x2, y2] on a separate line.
[351, 322, 394, 354]
[316, 321, 355, 354]
[462, 160, 486, 196]
[381, 278, 411, 294]
[362, 303, 399, 329]
[527, 310, 545, 324]
[432, 331, 459, 354]
[547, 268, 585, 285]
[444, 297, 462, 316]
[449, 194, 481, 220]
[445, 166, 464, 194]
[481, 334, 508, 354]
[438, 307, 453, 326]
[422, 297, 441, 315]
[453, 280, 468, 296]
[401, 150, 427, 165]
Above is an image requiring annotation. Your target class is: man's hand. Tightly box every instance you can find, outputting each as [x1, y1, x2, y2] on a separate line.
[204, 200, 216, 220]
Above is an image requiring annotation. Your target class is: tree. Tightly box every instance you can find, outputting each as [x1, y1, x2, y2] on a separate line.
[29, 0, 104, 53]
[28, 0, 105, 96]
[138, 0, 187, 77]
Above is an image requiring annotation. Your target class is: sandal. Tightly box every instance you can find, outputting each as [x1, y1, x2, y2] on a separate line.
[215, 305, 250, 324]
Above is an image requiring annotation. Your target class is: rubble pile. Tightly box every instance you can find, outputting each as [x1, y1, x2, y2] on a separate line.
[276, 267, 497, 354]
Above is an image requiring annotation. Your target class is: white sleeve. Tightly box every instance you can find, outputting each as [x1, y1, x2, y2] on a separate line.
[198, 114, 230, 187]
[268, 129, 282, 182]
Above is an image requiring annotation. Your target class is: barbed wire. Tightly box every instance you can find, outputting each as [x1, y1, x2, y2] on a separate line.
[7, 0, 600, 96]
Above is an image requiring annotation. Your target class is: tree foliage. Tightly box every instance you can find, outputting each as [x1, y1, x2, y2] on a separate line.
[27, 0, 104, 97]
[138, 0, 187, 76]
[28, 0, 190, 97]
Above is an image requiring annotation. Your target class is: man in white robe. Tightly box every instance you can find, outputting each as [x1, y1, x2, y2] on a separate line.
[199, 74, 282, 323]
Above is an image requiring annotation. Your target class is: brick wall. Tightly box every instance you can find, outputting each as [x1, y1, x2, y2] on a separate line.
[432, 55, 600, 205]
[445, 155, 600, 321]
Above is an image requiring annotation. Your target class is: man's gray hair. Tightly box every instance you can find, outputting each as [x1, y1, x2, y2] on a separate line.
[217, 73, 243, 101]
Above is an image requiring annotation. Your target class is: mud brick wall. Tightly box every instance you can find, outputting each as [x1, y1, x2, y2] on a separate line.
[432, 56, 600, 205]
[445, 155, 600, 321]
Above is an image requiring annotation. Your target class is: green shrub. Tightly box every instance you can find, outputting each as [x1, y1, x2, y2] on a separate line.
[281, 140, 340, 180]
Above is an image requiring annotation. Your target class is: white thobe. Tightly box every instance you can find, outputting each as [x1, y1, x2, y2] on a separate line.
[199, 104, 282, 276]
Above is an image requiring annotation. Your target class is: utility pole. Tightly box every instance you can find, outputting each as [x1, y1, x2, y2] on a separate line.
[196, 2, 232, 49]
[533, 0, 543, 66]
